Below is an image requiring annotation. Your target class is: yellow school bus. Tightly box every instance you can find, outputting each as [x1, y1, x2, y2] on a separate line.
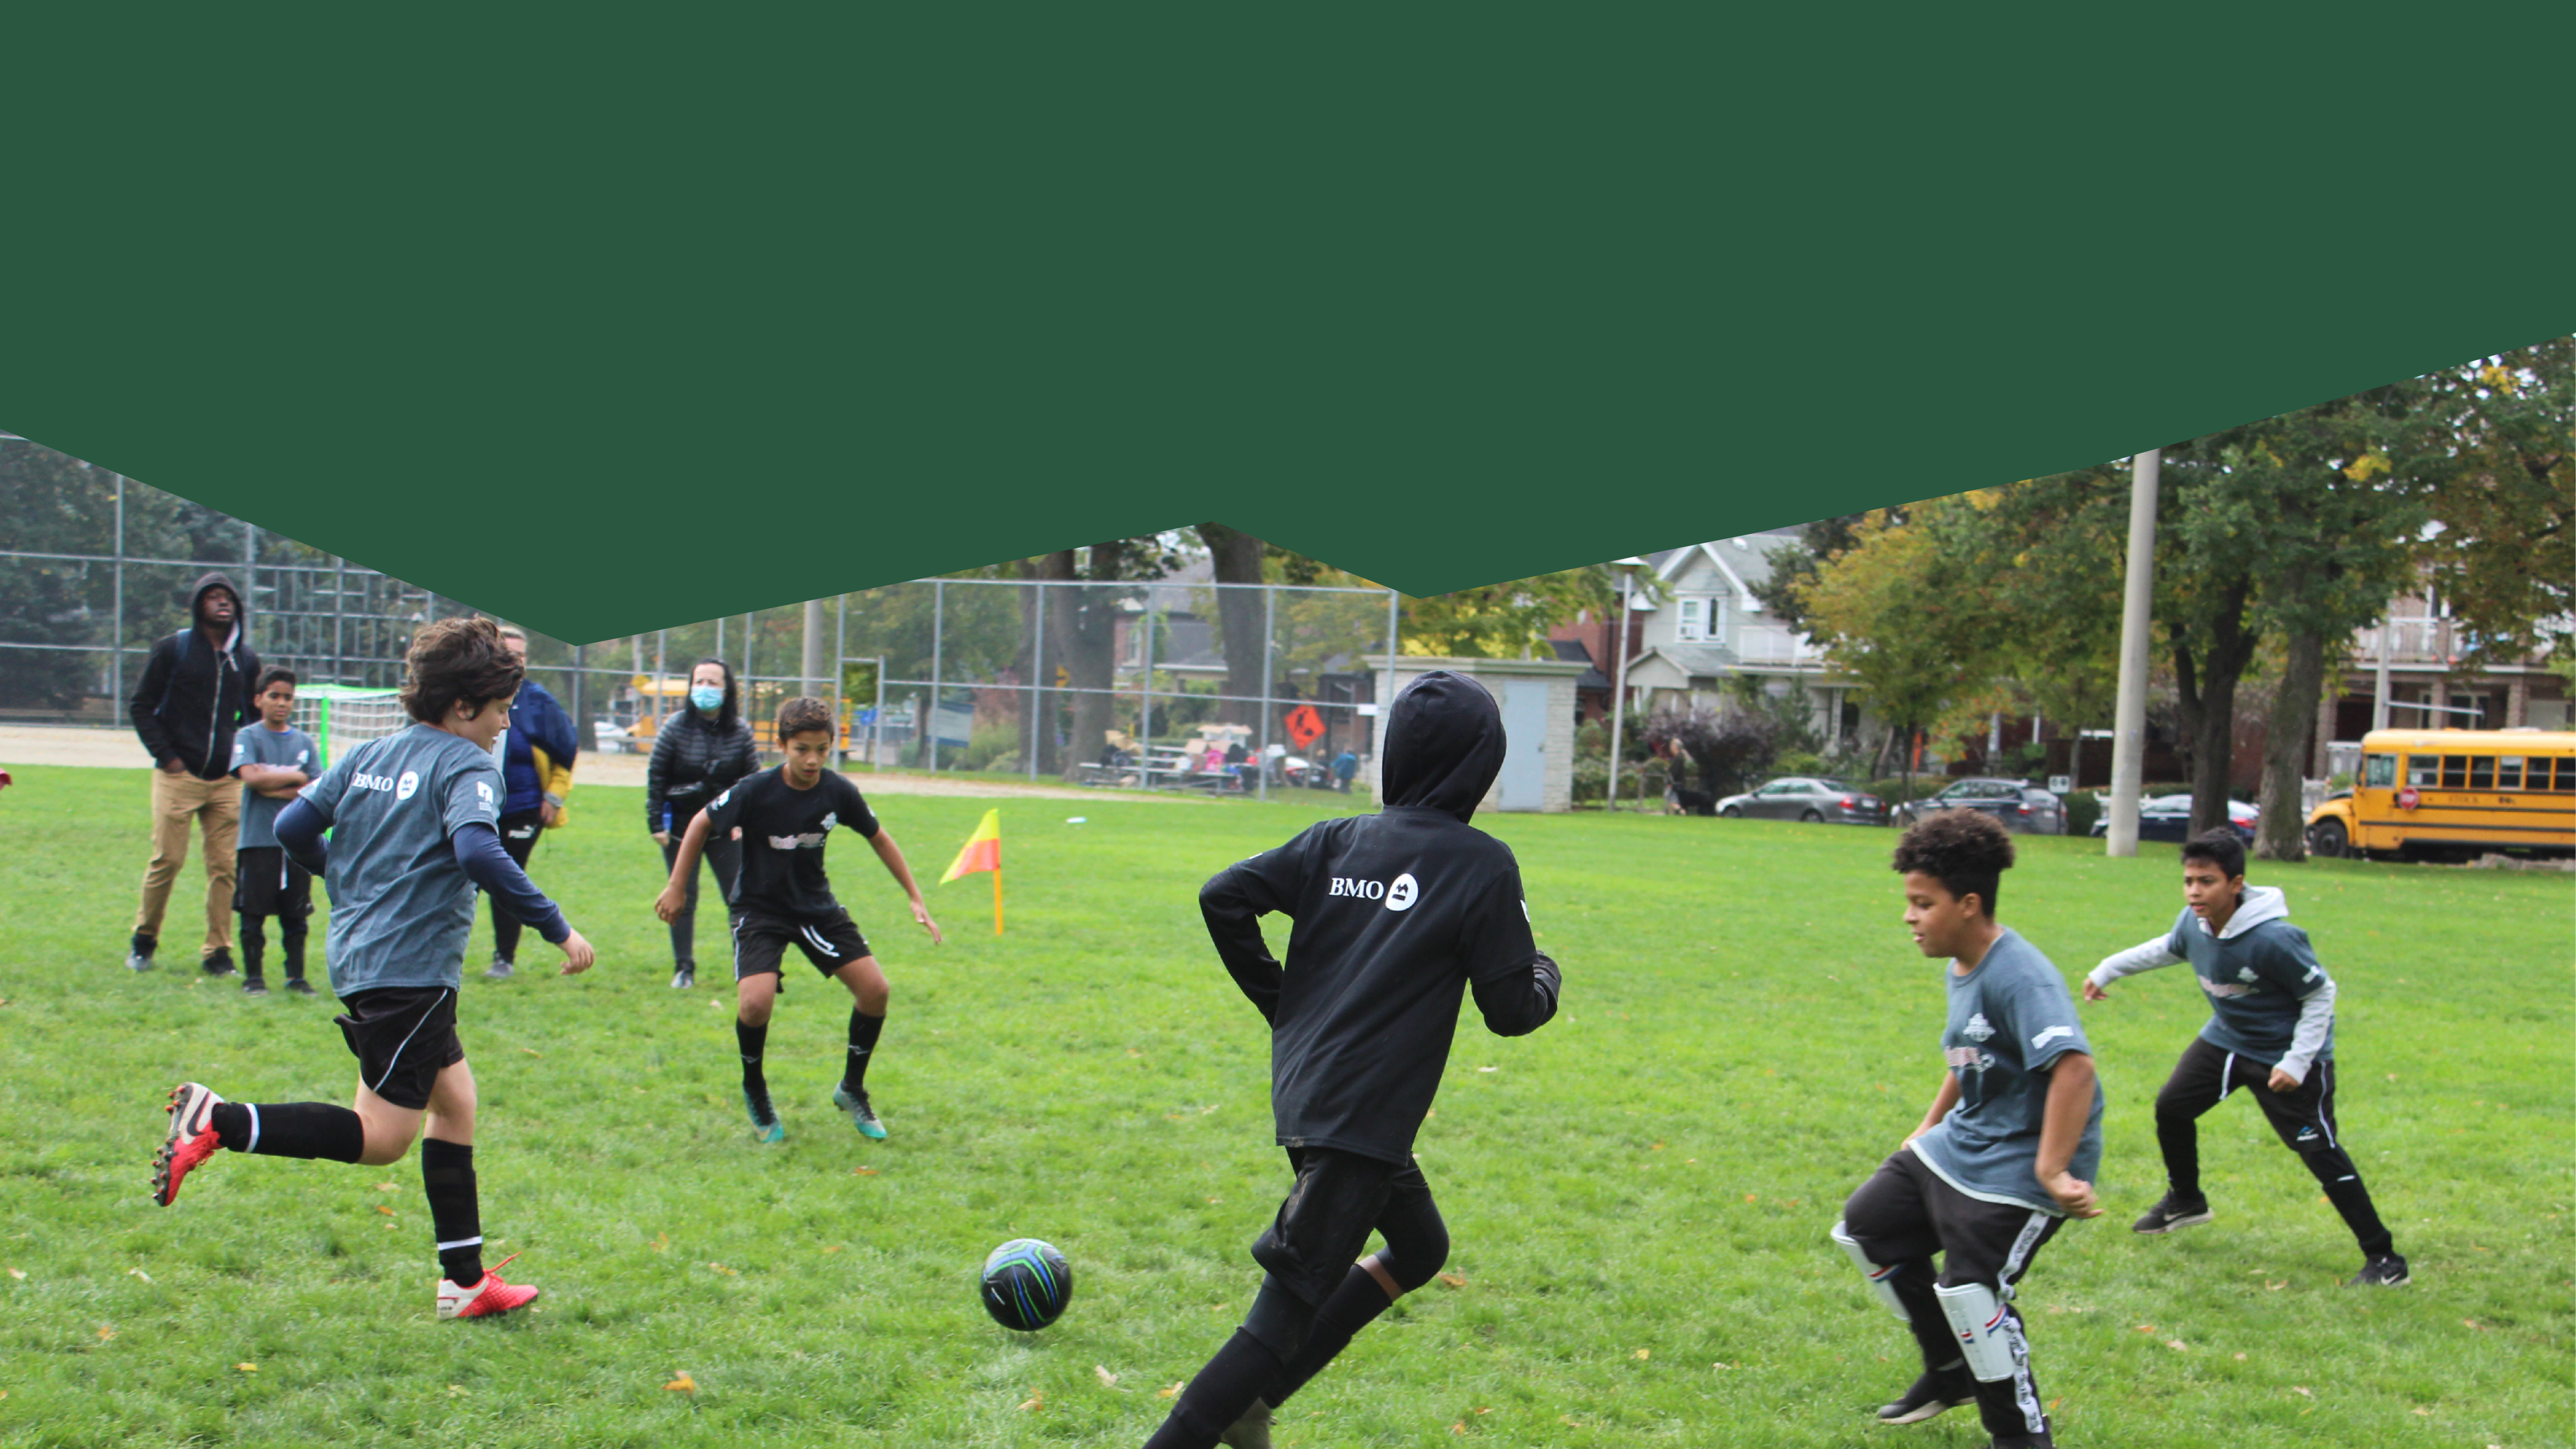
[2306, 728, 2576, 860]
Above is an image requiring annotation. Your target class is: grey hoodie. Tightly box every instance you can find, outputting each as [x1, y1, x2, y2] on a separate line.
[2090, 884, 2337, 1081]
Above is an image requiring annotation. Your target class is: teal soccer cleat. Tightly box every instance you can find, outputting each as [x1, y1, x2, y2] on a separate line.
[831, 1085, 887, 1140]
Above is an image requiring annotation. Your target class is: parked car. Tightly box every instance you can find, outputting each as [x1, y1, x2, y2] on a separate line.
[1891, 777, 2067, 835]
[2086, 793, 2258, 843]
[1715, 777, 1888, 825]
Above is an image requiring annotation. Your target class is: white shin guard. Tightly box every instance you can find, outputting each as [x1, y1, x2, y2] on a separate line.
[1932, 1280, 2017, 1382]
[1830, 1220, 1910, 1322]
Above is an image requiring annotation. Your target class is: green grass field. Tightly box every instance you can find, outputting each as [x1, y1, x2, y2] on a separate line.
[1, 763, 2568, 1448]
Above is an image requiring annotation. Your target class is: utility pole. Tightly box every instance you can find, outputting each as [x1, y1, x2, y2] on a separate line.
[2106, 449, 2160, 857]
[1606, 558, 1646, 810]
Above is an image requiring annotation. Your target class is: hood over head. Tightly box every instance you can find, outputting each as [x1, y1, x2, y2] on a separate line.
[1379, 670, 1506, 823]
[191, 571, 243, 645]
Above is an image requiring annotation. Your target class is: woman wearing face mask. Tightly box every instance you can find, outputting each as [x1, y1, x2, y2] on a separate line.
[645, 659, 758, 988]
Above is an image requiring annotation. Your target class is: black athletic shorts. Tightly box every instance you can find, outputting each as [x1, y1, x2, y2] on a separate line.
[1250, 1145, 1435, 1307]
[2158, 1035, 2345, 1154]
[335, 987, 465, 1111]
[232, 845, 314, 920]
[731, 908, 872, 980]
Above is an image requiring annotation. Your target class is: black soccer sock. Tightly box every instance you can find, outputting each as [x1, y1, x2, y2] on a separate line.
[421, 1138, 484, 1288]
[1262, 1265, 1397, 1407]
[238, 914, 265, 979]
[737, 1019, 770, 1101]
[1144, 1330, 1289, 1449]
[281, 921, 308, 979]
[1887, 1261, 1962, 1374]
[843, 1009, 885, 1093]
[2302, 1148, 2395, 1258]
[208, 1102, 365, 1162]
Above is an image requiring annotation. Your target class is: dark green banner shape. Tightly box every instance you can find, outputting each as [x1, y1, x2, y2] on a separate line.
[4, 8, 2568, 642]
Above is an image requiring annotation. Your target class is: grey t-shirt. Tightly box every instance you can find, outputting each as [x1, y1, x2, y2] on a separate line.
[298, 723, 505, 995]
[228, 723, 321, 850]
[1910, 928, 2105, 1216]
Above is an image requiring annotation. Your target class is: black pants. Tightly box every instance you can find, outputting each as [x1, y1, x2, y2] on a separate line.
[1843, 1149, 2063, 1446]
[2155, 1036, 2393, 1257]
[486, 811, 546, 962]
[662, 826, 742, 969]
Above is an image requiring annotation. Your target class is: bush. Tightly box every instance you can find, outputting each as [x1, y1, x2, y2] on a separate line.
[958, 721, 1021, 773]
[1772, 749, 1826, 778]
[2062, 791, 2102, 837]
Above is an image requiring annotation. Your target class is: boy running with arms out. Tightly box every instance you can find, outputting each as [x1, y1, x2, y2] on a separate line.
[152, 618, 596, 1319]
[228, 667, 321, 997]
[1835, 811, 2101, 1449]
[2085, 828, 2406, 1287]
[1144, 672, 1562, 1449]
[655, 697, 939, 1143]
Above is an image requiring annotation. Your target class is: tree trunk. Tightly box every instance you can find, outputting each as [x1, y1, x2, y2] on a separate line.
[2255, 625, 2328, 862]
[1197, 523, 1269, 724]
[1050, 544, 1132, 780]
[2170, 574, 2260, 840]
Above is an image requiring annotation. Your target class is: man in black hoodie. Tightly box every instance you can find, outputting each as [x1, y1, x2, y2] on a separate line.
[126, 572, 262, 974]
[1143, 671, 1563, 1449]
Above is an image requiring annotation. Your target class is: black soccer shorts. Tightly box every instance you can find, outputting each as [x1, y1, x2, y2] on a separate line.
[231, 845, 314, 920]
[1250, 1145, 1441, 1309]
[730, 908, 872, 980]
[335, 987, 465, 1111]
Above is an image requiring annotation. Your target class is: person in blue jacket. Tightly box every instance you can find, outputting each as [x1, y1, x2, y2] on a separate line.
[482, 625, 579, 980]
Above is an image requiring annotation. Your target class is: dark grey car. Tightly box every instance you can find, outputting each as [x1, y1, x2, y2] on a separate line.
[1714, 777, 1888, 825]
[1890, 777, 2066, 835]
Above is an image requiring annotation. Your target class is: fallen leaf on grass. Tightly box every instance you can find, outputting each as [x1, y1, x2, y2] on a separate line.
[1017, 1391, 1043, 1412]
[1206, 1197, 1221, 1205]
[235, 1362, 257, 1373]
[1094, 1365, 1119, 1387]
[6, 1268, 22, 1280]
[853, 1167, 878, 1177]
[1127, 1048, 1143, 1058]
[1438, 1273, 1468, 1289]
[96, 1326, 115, 1341]
[665, 1374, 696, 1393]
[1711, 1362, 1732, 1370]
[708, 997, 723, 1008]
[2267, 1280, 2288, 1291]
[1633, 1348, 1650, 1360]
[2132, 1324, 2157, 1334]
[652, 1233, 670, 1253]
[2234, 1353, 2248, 1361]
[2290, 1386, 2312, 1398]
[448, 1385, 469, 1397]
[707, 1263, 736, 1276]
[519, 1048, 542, 1058]
[374, 1182, 397, 1192]
[2463, 1319, 2485, 1331]
[2166, 1340, 2187, 1352]
[1450, 1423, 1465, 1436]
[128, 1268, 152, 1284]
[375, 1205, 396, 1216]
[823, 1245, 843, 1254]
[1475, 1066, 1498, 1074]
[1158, 1382, 1184, 1399]
[2413, 1407, 2433, 1417]
[1743, 1193, 1758, 1204]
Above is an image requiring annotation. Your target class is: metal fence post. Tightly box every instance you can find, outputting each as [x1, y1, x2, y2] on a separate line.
[1028, 579, 1045, 782]
[1258, 583, 1276, 802]
[836, 593, 848, 770]
[333, 557, 347, 684]
[110, 474, 126, 706]
[928, 579, 945, 772]
[1139, 581, 1156, 785]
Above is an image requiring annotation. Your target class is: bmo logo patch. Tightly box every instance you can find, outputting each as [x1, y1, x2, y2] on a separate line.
[1329, 872, 1421, 912]
[395, 770, 421, 801]
[352, 772, 397, 792]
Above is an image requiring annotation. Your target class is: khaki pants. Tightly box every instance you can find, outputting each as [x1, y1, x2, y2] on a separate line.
[136, 770, 241, 960]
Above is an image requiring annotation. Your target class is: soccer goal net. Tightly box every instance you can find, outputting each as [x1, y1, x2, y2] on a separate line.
[292, 685, 408, 767]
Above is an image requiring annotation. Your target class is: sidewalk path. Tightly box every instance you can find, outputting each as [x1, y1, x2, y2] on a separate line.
[0, 725, 1191, 804]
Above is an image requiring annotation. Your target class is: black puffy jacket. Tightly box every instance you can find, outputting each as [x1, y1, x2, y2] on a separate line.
[128, 572, 261, 780]
[645, 708, 758, 833]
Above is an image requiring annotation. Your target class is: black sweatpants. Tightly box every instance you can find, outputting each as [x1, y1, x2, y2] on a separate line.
[1145, 1146, 1450, 1449]
[660, 825, 742, 969]
[486, 811, 546, 963]
[2154, 1036, 2394, 1257]
[1843, 1148, 2064, 1447]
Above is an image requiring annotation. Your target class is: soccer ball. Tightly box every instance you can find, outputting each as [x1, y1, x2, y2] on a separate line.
[980, 1238, 1072, 1331]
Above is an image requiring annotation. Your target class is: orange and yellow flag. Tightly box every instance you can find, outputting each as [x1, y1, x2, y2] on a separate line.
[939, 808, 1004, 935]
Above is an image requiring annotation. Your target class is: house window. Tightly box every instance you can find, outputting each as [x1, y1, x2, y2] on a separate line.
[1676, 598, 1708, 641]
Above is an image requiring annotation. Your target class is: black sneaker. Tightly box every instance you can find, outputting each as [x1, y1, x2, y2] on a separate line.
[242, 975, 269, 997]
[283, 977, 318, 996]
[2131, 1192, 2214, 1235]
[202, 950, 237, 979]
[126, 933, 157, 972]
[483, 955, 514, 981]
[2346, 1253, 2411, 1287]
[671, 963, 696, 990]
[1877, 1366, 1975, 1424]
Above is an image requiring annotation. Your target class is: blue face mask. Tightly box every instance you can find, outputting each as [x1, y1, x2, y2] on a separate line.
[690, 684, 724, 713]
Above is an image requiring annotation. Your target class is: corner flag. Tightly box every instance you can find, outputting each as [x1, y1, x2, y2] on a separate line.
[940, 808, 1004, 935]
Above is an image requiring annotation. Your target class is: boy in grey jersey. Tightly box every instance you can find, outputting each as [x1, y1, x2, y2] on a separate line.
[1836, 811, 2101, 1449]
[152, 618, 596, 1321]
[228, 667, 322, 996]
[2086, 828, 2406, 1287]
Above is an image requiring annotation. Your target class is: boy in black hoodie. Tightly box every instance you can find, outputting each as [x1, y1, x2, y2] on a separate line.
[126, 572, 262, 974]
[1143, 671, 1562, 1449]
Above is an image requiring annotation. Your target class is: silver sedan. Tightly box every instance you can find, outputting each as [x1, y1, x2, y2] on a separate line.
[1715, 777, 1889, 825]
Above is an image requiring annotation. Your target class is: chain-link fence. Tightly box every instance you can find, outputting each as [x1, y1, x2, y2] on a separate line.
[2, 442, 1399, 796]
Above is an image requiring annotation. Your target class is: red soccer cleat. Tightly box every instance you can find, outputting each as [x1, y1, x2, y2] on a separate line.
[438, 1252, 541, 1320]
[153, 1082, 226, 1206]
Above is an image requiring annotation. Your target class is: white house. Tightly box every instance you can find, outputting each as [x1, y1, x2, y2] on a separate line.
[1613, 532, 1874, 750]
